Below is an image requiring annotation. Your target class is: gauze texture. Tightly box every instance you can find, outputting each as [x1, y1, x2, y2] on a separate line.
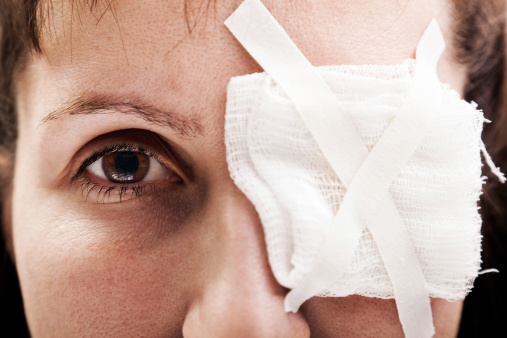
[225, 60, 484, 301]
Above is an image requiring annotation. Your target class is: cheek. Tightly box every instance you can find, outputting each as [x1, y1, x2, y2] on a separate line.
[431, 298, 463, 336]
[302, 296, 463, 337]
[13, 201, 203, 336]
[302, 296, 403, 337]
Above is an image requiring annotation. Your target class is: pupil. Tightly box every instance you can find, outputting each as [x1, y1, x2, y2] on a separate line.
[114, 152, 140, 176]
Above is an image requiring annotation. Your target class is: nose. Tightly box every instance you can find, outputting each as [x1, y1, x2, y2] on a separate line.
[182, 186, 310, 337]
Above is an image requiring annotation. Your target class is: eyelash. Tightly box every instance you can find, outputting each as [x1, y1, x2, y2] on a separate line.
[72, 143, 169, 202]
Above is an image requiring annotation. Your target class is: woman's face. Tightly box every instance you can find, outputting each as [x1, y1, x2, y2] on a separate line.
[11, 0, 466, 336]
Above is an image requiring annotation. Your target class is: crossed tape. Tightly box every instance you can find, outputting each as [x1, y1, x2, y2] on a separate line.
[225, 0, 445, 336]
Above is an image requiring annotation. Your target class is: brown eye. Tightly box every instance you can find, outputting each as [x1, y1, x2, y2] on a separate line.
[103, 151, 150, 183]
[86, 149, 175, 184]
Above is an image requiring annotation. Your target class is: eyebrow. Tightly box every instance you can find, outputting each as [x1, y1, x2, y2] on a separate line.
[41, 93, 204, 138]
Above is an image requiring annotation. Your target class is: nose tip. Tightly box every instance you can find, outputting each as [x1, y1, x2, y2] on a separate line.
[182, 280, 310, 337]
[181, 189, 310, 337]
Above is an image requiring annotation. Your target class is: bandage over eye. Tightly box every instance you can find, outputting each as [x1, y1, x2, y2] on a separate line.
[224, 0, 504, 337]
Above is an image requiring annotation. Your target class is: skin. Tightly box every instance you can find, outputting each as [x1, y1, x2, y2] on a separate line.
[10, 0, 466, 336]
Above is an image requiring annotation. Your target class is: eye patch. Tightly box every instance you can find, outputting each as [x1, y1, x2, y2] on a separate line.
[223, 0, 504, 336]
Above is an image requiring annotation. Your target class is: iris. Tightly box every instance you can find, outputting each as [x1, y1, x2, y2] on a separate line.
[103, 151, 150, 183]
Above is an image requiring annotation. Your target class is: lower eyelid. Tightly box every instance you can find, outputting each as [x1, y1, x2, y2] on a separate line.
[73, 176, 154, 203]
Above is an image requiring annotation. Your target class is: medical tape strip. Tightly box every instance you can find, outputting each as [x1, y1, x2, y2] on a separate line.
[225, 0, 442, 336]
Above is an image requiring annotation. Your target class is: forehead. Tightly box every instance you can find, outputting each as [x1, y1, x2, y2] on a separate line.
[33, 1, 251, 125]
[27, 0, 443, 133]
[37, 0, 438, 70]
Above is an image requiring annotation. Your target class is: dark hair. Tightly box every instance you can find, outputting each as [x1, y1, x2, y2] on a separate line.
[452, 2, 507, 337]
[1, 1, 507, 336]
[0, 0, 32, 335]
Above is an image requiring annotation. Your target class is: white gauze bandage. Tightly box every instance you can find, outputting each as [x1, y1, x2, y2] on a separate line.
[224, 0, 504, 337]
